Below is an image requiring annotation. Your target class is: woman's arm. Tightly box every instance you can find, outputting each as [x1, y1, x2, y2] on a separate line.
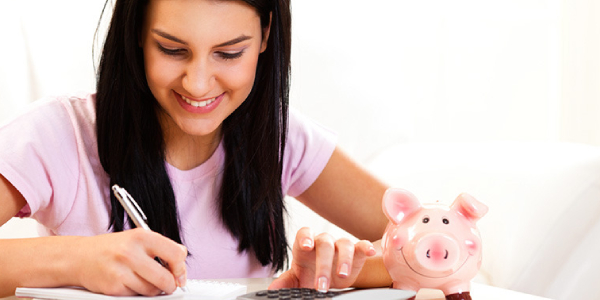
[0, 174, 188, 297]
[289, 146, 393, 288]
[295, 146, 389, 242]
[0, 174, 76, 296]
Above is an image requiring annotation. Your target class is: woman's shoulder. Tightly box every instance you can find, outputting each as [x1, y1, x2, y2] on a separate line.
[281, 108, 338, 197]
[0, 92, 99, 161]
[286, 107, 337, 150]
[0, 92, 98, 226]
[1, 92, 96, 127]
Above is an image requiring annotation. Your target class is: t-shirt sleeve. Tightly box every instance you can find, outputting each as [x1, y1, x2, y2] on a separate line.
[0, 97, 79, 227]
[282, 108, 337, 197]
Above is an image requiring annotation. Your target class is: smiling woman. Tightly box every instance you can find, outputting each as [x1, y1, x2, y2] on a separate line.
[140, 0, 269, 147]
[95, 0, 294, 282]
[0, 0, 391, 297]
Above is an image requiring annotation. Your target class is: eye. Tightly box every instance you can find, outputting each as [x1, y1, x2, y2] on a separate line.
[217, 50, 245, 60]
[157, 43, 186, 56]
[443, 218, 450, 225]
[422, 217, 430, 224]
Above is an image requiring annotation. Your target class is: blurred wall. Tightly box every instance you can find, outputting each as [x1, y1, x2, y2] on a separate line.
[1, 0, 599, 162]
[289, 0, 600, 162]
[1, 2, 599, 297]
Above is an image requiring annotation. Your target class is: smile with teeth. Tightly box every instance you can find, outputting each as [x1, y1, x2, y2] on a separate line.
[181, 94, 217, 107]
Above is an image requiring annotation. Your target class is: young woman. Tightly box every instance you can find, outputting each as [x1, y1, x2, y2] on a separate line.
[0, 0, 391, 296]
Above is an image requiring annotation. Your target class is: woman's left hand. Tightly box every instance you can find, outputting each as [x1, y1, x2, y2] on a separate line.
[268, 227, 376, 292]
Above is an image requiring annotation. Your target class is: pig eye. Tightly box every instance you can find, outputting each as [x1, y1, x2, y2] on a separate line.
[443, 218, 450, 224]
[422, 217, 430, 223]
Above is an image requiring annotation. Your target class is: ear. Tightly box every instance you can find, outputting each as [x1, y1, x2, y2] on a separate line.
[260, 12, 272, 53]
[382, 188, 421, 225]
[450, 193, 488, 222]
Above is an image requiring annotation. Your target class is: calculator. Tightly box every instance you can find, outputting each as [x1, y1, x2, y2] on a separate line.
[236, 288, 343, 300]
[236, 287, 416, 300]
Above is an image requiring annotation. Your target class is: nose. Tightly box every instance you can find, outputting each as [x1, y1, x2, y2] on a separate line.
[182, 58, 216, 97]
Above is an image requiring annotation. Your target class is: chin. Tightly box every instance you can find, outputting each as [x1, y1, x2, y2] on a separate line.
[180, 123, 221, 138]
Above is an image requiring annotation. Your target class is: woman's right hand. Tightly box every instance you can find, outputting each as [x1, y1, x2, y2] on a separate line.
[1, 175, 185, 297]
[73, 228, 188, 296]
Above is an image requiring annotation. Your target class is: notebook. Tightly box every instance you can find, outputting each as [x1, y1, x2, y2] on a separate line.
[15, 280, 247, 300]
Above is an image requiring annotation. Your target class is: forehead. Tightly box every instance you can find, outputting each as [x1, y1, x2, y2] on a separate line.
[144, 0, 262, 40]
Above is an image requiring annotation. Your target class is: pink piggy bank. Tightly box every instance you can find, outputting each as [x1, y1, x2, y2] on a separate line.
[381, 188, 488, 300]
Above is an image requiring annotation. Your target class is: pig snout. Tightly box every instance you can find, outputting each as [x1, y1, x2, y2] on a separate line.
[404, 233, 465, 278]
[415, 234, 459, 270]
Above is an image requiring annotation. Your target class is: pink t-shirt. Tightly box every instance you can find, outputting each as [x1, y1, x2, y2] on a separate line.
[0, 93, 337, 279]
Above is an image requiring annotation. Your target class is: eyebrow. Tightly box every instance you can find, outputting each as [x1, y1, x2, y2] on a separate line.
[151, 29, 187, 45]
[151, 29, 253, 48]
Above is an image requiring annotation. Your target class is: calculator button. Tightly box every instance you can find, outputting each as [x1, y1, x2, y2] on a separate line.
[237, 288, 344, 300]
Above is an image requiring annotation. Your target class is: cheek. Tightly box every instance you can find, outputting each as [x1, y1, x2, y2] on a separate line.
[389, 228, 408, 250]
[144, 51, 181, 96]
[220, 56, 259, 96]
[465, 239, 479, 255]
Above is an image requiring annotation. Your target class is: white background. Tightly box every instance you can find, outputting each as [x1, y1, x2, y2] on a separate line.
[1, 1, 600, 299]
[1, 0, 599, 160]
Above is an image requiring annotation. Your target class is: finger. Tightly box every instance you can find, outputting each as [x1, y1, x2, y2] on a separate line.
[348, 240, 375, 275]
[101, 284, 138, 297]
[357, 240, 376, 257]
[313, 233, 335, 292]
[130, 230, 188, 294]
[268, 270, 299, 290]
[293, 227, 315, 253]
[91, 276, 139, 297]
[159, 244, 188, 289]
[333, 238, 355, 279]
[96, 268, 156, 297]
[123, 272, 164, 296]
[130, 253, 179, 294]
[147, 233, 188, 280]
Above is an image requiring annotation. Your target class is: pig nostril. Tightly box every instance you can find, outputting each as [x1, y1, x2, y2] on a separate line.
[426, 249, 449, 259]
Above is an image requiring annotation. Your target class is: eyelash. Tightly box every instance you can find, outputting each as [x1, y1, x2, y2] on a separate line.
[157, 43, 244, 60]
[157, 44, 184, 56]
[219, 50, 244, 60]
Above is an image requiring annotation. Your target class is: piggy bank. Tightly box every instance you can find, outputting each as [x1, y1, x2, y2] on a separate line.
[381, 188, 488, 300]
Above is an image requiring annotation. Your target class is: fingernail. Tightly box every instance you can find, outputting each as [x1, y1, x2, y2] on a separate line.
[339, 263, 349, 277]
[368, 246, 376, 256]
[317, 276, 328, 292]
[302, 238, 313, 248]
[178, 274, 187, 287]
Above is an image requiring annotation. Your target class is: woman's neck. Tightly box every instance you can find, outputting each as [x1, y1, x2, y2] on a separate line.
[160, 115, 222, 171]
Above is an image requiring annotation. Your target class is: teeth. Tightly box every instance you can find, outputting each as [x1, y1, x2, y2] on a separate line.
[181, 95, 217, 107]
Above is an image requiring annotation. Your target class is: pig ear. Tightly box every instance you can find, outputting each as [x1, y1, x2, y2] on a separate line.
[382, 188, 421, 224]
[450, 193, 489, 222]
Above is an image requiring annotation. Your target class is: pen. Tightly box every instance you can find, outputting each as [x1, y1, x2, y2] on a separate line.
[111, 184, 189, 293]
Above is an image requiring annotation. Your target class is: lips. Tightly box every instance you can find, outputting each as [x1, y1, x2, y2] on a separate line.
[181, 94, 217, 107]
[174, 91, 224, 114]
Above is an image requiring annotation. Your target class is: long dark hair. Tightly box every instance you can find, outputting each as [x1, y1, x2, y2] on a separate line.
[96, 0, 291, 272]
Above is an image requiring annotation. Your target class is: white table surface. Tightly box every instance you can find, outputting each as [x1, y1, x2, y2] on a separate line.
[3, 278, 553, 300]
[216, 278, 553, 300]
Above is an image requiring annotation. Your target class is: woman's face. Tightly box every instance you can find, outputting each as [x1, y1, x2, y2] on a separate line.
[141, 0, 269, 140]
